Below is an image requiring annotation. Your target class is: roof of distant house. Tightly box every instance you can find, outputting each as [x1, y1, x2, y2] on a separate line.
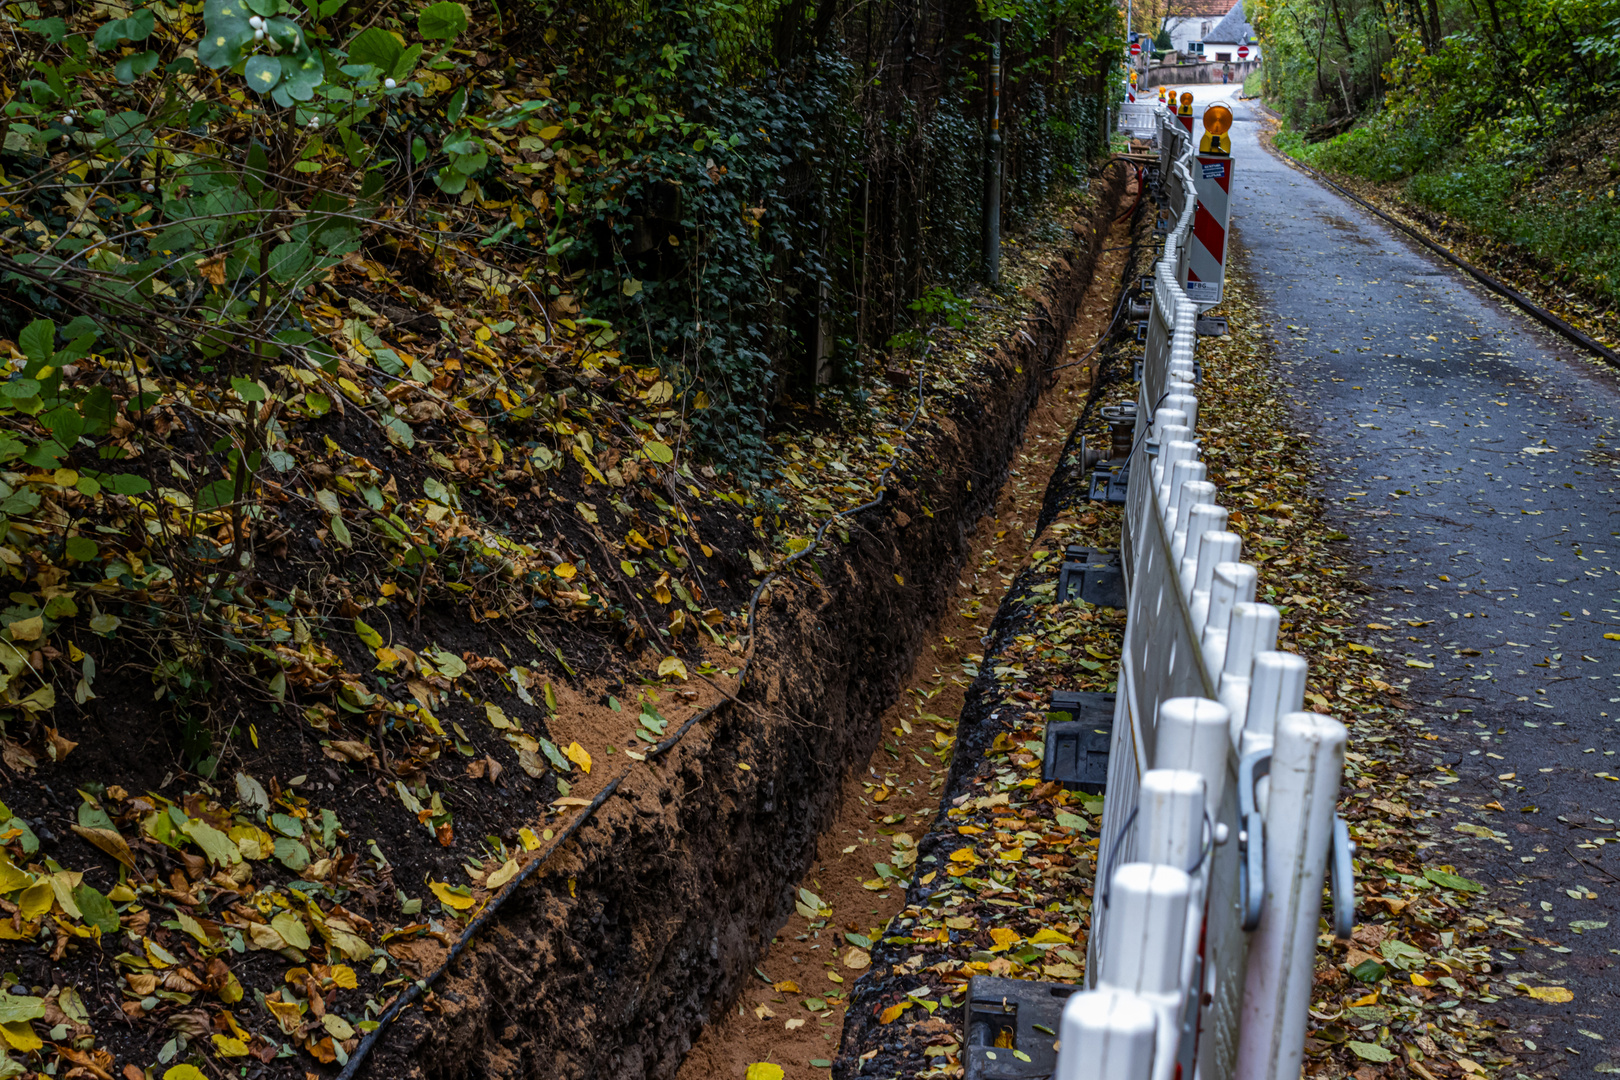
[1204, 0, 1256, 42]
[1162, 0, 1240, 21]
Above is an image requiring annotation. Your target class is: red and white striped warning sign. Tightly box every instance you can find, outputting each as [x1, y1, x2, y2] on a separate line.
[1181, 155, 1234, 305]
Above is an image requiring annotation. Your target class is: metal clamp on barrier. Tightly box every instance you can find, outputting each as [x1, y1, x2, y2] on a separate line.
[1330, 815, 1356, 940]
[1238, 749, 1270, 932]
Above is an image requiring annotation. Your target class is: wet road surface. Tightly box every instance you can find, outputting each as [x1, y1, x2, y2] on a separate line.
[1184, 84, 1620, 1063]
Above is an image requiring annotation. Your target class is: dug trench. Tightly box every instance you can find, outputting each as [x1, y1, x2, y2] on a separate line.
[369, 163, 1133, 1080]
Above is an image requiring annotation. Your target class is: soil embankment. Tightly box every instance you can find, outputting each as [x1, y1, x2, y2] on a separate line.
[372, 166, 1131, 1079]
[673, 169, 1144, 1080]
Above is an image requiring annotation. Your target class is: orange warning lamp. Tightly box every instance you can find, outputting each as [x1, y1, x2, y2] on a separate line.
[1199, 101, 1234, 154]
[1129, 70, 1138, 87]
[1158, 87, 1166, 102]
[1178, 91, 1194, 115]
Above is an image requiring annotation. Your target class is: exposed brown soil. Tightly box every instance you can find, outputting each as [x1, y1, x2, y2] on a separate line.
[350, 167, 1131, 1080]
[671, 171, 1141, 1080]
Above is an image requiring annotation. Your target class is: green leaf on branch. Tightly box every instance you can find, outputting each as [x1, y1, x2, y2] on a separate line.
[114, 50, 160, 84]
[348, 27, 403, 73]
[231, 378, 267, 402]
[197, 18, 254, 69]
[18, 320, 54, 368]
[418, 1, 469, 40]
[93, 9, 154, 50]
[244, 54, 284, 94]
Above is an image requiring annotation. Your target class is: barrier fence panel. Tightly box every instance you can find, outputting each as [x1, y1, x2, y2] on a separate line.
[1063, 97, 1353, 1080]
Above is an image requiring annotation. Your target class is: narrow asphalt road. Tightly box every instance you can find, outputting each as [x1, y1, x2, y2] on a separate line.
[1180, 84, 1620, 1069]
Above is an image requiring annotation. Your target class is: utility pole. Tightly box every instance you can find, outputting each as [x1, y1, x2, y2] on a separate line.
[982, 17, 1002, 286]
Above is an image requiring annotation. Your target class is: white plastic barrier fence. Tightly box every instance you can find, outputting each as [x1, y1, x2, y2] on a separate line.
[1056, 98, 1354, 1080]
[1118, 102, 1161, 142]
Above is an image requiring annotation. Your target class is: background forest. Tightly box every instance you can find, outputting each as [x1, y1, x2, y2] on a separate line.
[1252, 0, 1620, 312]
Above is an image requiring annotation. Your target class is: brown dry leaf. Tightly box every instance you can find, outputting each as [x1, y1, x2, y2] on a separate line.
[2, 740, 37, 773]
[323, 740, 377, 766]
[44, 727, 77, 762]
[843, 947, 871, 970]
[195, 253, 227, 285]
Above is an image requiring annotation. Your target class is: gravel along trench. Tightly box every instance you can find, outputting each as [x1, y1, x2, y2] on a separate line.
[673, 178, 1143, 1080]
[1189, 81, 1620, 1072]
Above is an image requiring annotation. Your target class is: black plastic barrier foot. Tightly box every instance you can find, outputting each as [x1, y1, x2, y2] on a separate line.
[1042, 690, 1115, 793]
[963, 975, 1078, 1080]
[1056, 546, 1125, 608]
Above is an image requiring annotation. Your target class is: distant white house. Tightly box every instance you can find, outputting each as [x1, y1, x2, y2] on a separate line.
[1159, 0, 1260, 63]
[1201, 0, 1260, 63]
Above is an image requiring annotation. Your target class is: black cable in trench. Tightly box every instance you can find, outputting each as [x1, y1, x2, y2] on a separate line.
[333, 344, 936, 1080]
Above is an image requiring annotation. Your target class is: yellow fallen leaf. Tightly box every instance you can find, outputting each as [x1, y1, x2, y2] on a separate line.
[0, 1021, 42, 1052]
[519, 827, 541, 851]
[745, 1066, 785, 1080]
[17, 880, 53, 921]
[265, 997, 303, 1034]
[212, 1034, 250, 1057]
[429, 880, 476, 910]
[1348, 991, 1379, 1007]
[330, 964, 358, 989]
[564, 742, 592, 774]
[1410, 973, 1432, 986]
[554, 562, 577, 580]
[879, 1001, 913, 1024]
[783, 1017, 804, 1030]
[1029, 928, 1075, 946]
[70, 824, 135, 867]
[229, 823, 275, 860]
[486, 858, 520, 890]
[7, 616, 42, 641]
[844, 947, 871, 970]
[354, 617, 384, 649]
[657, 655, 688, 681]
[0, 852, 32, 892]
[247, 922, 287, 951]
[989, 926, 1021, 952]
[1526, 985, 1574, 1003]
[949, 847, 982, 866]
[163, 1068, 208, 1080]
[773, 980, 801, 993]
[1606, 633, 1620, 641]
